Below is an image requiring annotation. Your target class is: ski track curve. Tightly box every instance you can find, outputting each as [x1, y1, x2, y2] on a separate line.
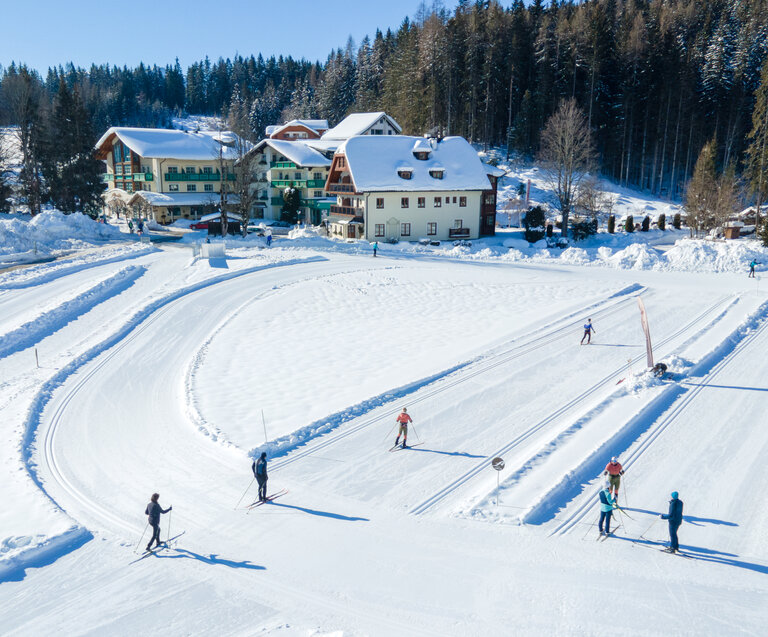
[0, 245, 156, 290]
[408, 293, 737, 516]
[23, 256, 327, 534]
[269, 284, 647, 471]
[548, 298, 768, 537]
[0, 265, 146, 360]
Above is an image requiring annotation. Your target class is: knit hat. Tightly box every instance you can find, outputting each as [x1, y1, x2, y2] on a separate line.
[670, 491, 678, 499]
[611, 456, 617, 463]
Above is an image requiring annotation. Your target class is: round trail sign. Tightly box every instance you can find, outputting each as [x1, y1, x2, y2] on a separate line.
[492, 457, 505, 471]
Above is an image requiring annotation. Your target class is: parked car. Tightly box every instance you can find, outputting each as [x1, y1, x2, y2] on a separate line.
[264, 220, 292, 235]
[189, 221, 209, 230]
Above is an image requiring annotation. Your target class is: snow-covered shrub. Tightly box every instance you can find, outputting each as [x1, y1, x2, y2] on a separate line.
[624, 215, 634, 232]
[673, 213, 682, 229]
[570, 217, 597, 241]
[524, 205, 546, 243]
[641, 215, 650, 232]
[658, 213, 666, 231]
[607, 214, 616, 234]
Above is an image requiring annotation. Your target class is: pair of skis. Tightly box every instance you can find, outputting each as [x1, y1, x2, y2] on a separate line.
[388, 442, 424, 452]
[245, 489, 288, 512]
[596, 525, 622, 541]
[132, 531, 186, 562]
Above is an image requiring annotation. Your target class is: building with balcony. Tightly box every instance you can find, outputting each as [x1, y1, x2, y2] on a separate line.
[325, 136, 499, 241]
[245, 139, 334, 224]
[95, 127, 241, 223]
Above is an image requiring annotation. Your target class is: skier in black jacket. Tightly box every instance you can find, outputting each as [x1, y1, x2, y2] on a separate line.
[145, 493, 171, 551]
[660, 491, 684, 553]
[253, 452, 268, 502]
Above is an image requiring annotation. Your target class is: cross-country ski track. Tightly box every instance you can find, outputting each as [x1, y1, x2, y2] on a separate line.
[2, 248, 768, 635]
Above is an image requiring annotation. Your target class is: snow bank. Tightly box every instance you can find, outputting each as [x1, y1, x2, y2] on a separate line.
[0, 210, 125, 262]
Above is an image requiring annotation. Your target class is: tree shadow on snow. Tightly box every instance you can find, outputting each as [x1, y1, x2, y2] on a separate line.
[268, 501, 368, 522]
[153, 548, 265, 570]
[624, 508, 738, 527]
[408, 447, 484, 459]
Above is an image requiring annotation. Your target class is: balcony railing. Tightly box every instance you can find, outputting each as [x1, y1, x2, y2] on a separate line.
[165, 172, 235, 182]
[448, 227, 470, 238]
[102, 172, 153, 183]
[271, 179, 306, 188]
[270, 161, 297, 169]
[330, 204, 357, 216]
[306, 179, 326, 188]
[326, 182, 355, 194]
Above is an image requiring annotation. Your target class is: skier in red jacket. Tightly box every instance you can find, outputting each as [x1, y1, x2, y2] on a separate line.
[394, 407, 412, 449]
[603, 457, 625, 503]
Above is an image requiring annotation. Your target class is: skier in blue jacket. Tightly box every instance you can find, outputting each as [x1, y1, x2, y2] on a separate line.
[252, 452, 268, 502]
[581, 319, 596, 345]
[598, 481, 616, 536]
[660, 491, 684, 553]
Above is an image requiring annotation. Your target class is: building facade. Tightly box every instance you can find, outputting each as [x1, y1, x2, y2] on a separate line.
[325, 136, 498, 241]
[96, 127, 241, 224]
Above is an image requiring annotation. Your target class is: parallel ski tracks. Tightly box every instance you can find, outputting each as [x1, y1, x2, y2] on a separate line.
[408, 294, 736, 516]
[550, 297, 766, 537]
[272, 288, 648, 472]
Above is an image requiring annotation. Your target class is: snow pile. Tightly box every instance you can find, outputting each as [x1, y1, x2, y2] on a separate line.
[605, 243, 661, 270]
[287, 225, 326, 240]
[0, 211, 124, 260]
[663, 239, 765, 273]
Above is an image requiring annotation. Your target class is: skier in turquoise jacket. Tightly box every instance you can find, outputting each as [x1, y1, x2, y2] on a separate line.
[598, 481, 615, 535]
[660, 491, 684, 553]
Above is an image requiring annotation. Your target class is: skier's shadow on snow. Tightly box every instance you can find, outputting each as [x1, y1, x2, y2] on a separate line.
[268, 501, 368, 522]
[625, 507, 738, 527]
[153, 548, 265, 570]
[616, 537, 768, 575]
[585, 343, 637, 348]
[408, 447, 484, 459]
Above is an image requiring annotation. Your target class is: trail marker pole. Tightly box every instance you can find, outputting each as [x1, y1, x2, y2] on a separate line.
[35, 348, 39, 368]
[492, 457, 505, 507]
[261, 409, 268, 444]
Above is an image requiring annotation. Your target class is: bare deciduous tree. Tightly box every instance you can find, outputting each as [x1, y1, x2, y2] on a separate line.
[538, 99, 596, 241]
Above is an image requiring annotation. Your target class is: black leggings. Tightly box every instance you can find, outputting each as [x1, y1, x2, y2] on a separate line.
[149, 523, 161, 547]
[257, 476, 267, 500]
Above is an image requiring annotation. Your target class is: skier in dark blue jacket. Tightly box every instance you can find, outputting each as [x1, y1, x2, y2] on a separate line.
[144, 493, 171, 551]
[252, 452, 268, 502]
[660, 491, 684, 553]
[580, 319, 596, 345]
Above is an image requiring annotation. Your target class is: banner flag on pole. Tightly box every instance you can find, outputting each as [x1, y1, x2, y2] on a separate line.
[637, 297, 654, 368]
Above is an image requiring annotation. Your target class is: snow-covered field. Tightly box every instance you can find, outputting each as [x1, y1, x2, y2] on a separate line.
[1, 210, 768, 635]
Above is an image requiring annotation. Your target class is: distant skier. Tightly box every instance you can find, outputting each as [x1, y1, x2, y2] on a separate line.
[252, 452, 268, 502]
[372, 241, 378, 257]
[749, 260, 759, 278]
[603, 456, 625, 503]
[144, 493, 171, 552]
[266, 229, 273, 247]
[127, 219, 134, 234]
[598, 481, 615, 536]
[580, 319, 596, 345]
[394, 407, 412, 449]
[660, 491, 684, 553]
[138, 219, 144, 234]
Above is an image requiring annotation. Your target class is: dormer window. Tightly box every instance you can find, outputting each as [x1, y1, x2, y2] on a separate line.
[398, 169, 413, 180]
[429, 169, 444, 179]
[413, 152, 430, 160]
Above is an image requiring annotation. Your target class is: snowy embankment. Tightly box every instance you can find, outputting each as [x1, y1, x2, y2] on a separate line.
[0, 211, 127, 265]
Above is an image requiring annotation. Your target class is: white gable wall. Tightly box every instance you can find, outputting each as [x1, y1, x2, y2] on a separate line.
[361, 191, 482, 241]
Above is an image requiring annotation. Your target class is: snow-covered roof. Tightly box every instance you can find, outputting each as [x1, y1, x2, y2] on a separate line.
[200, 211, 241, 222]
[483, 163, 506, 177]
[303, 139, 342, 153]
[252, 139, 331, 167]
[321, 112, 402, 140]
[267, 119, 329, 138]
[95, 127, 244, 161]
[339, 136, 493, 192]
[129, 191, 240, 207]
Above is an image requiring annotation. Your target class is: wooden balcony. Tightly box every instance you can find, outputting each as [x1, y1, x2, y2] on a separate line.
[326, 182, 356, 194]
[448, 227, 470, 238]
[330, 204, 357, 216]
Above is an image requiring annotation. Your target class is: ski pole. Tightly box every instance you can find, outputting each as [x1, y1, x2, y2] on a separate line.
[135, 522, 149, 554]
[167, 508, 172, 545]
[234, 477, 255, 509]
[382, 423, 397, 443]
[639, 515, 660, 540]
[622, 477, 629, 508]
[582, 513, 599, 540]
[409, 423, 421, 442]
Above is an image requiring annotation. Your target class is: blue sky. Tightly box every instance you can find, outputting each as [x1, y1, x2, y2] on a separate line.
[1, 0, 463, 72]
